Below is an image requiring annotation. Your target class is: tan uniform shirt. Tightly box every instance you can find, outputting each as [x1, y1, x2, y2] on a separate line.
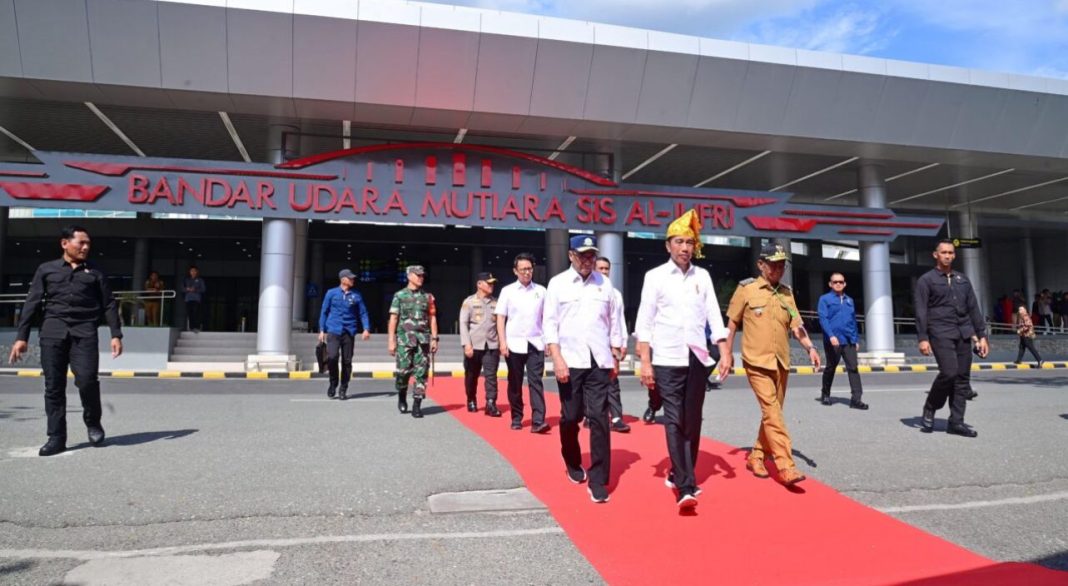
[459, 293, 499, 350]
[726, 276, 803, 370]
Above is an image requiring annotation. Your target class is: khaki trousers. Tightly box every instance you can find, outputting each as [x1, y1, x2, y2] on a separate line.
[745, 361, 795, 470]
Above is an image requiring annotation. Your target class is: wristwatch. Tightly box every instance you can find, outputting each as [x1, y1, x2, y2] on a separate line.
[431, 336, 440, 341]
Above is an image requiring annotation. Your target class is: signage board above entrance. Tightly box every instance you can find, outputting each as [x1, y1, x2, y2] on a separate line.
[0, 143, 943, 242]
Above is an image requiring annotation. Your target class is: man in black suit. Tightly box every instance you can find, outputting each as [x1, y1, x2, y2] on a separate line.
[9, 225, 123, 456]
[914, 240, 987, 438]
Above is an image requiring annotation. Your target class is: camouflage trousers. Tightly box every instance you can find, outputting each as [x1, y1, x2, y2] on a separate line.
[395, 343, 431, 399]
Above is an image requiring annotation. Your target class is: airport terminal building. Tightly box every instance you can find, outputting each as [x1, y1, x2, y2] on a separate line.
[1, 0, 1067, 370]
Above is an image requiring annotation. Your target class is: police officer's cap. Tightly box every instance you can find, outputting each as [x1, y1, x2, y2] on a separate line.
[476, 271, 497, 284]
[759, 242, 790, 262]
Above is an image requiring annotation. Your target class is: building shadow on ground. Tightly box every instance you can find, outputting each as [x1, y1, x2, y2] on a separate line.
[978, 375, 1068, 388]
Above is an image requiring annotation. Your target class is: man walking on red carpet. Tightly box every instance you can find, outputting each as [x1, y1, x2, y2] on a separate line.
[636, 209, 731, 510]
[544, 235, 625, 504]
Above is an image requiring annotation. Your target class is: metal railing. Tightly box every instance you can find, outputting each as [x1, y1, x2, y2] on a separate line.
[797, 309, 1068, 336]
[0, 290, 178, 327]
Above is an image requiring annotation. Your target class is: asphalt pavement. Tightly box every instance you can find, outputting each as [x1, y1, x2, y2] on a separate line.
[0, 369, 1065, 584]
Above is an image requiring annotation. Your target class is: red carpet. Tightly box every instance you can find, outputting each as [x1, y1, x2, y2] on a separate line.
[427, 379, 1067, 585]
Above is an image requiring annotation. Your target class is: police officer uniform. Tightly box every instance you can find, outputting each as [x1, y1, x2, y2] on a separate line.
[459, 272, 501, 416]
[726, 244, 809, 485]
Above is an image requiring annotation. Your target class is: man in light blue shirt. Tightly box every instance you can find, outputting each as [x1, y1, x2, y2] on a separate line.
[319, 268, 371, 400]
[817, 272, 867, 410]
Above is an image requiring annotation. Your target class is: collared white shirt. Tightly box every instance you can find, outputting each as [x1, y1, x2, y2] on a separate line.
[543, 267, 623, 370]
[611, 287, 629, 342]
[635, 260, 729, 367]
[494, 280, 546, 352]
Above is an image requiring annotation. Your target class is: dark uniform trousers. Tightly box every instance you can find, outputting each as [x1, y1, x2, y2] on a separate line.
[653, 351, 707, 494]
[559, 355, 612, 491]
[505, 343, 546, 425]
[464, 348, 500, 405]
[326, 331, 354, 392]
[607, 378, 624, 421]
[41, 334, 101, 439]
[925, 335, 972, 424]
[820, 341, 864, 401]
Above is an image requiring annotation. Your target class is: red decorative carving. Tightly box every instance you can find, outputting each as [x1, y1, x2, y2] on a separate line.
[784, 209, 895, 219]
[0, 182, 109, 202]
[65, 161, 337, 181]
[277, 142, 617, 187]
[0, 170, 48, 178]
[426, 155, 437, 185]
[453, 153, 466, 187]
[746, 217, 818, 232]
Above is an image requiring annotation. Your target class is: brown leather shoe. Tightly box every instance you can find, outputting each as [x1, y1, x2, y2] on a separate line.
[745, 457, 770, 478]
[779, 468, 806, 486]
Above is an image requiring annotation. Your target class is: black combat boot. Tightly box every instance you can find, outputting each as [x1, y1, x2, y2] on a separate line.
[398, 390, 409, 414]
[412, 398, 423, 418]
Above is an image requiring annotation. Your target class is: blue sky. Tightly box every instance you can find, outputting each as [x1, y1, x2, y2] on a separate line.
[421, 0, 1068, 78]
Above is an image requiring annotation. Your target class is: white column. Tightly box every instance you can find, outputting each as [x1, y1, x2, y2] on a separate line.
[546, 229, 569, 278]
[250, 122, 299, 371]
[291, 219, 309, 324]
[956, 210, 987, 319]
[595, 231, 624, 294]
[858, 163, 902, 364]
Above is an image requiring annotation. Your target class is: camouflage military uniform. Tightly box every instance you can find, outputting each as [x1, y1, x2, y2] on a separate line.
[390, 287, 436, 398]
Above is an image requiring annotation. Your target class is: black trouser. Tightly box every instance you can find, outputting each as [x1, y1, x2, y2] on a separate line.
[654, 351, 707, 495]
[1016, 336, 1042, 363]
[820, 340, 864, 401]
[558, 357, 612, 491]
[607, 378, 624, 420]
[924, 336, 972, 425]
[326, 331, 354, 392]
[185, 300, 202, 330]
[464, 348, 500, 405]
[505, 344, 546, 425]
[40, 334, 101, 440]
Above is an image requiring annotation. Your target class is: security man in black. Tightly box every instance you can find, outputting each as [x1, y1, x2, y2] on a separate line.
[9, 225, 123, 456]
[914, 239, 987, 438]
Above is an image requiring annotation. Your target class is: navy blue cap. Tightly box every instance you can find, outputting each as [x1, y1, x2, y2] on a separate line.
[569, 234, 598, 253]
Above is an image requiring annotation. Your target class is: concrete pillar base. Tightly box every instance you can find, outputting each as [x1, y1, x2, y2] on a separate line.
[246, 354, 299, 372]
[857, 351, 906, 367]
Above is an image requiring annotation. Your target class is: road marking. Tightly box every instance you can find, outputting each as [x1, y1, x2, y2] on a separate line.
[877, 491, 1068, 514]
[65, 550, 278, 586]
[0, 527, 564, 560]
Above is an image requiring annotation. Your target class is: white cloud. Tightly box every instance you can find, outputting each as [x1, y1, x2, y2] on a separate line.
[741, 4, 890, 54]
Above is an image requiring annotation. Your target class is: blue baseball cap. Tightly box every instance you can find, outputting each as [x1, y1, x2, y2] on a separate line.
[569, 234, 598, 253]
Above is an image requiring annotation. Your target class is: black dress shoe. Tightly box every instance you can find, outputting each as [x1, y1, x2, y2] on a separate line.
[946, 422, 977, 437]
[530, 422, 550, 434]
[964, 391, 978, 401]
[338, 390, 347, 401]
[510, 422, 522, 430]
[412, 398, 423, 419]
[820, 395, 832, 406]
[327, 388, 336, 399]
[611, 419, 631, 433]
[87, 425, 106, 446]
[921, 408, 935, 432]
[849, 400, 869, 410]
[39, 437, 66, 457]
[642, 407, 657, 423]
[485, 405, 502, 417]
[466, 401, 477, 413]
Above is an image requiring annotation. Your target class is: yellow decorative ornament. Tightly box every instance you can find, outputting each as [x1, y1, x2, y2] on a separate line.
[665, 208, 704, 259]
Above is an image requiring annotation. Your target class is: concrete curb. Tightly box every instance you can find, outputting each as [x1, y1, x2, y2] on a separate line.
[0, 362, 1065, 380]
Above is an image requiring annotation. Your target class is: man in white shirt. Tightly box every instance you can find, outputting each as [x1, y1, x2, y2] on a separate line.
[636, 210, 731, 510]
[544, 235, 625, 504]
[495, 252, 550, 434]
[595, 257, 631, 433]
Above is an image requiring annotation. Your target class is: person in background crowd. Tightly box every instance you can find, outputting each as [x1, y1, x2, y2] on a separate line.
[595, 257, 631, 434]
[183, 266, 206, 332]
[143, 270, 164, 326]
[1014, 307, 1044, 367]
